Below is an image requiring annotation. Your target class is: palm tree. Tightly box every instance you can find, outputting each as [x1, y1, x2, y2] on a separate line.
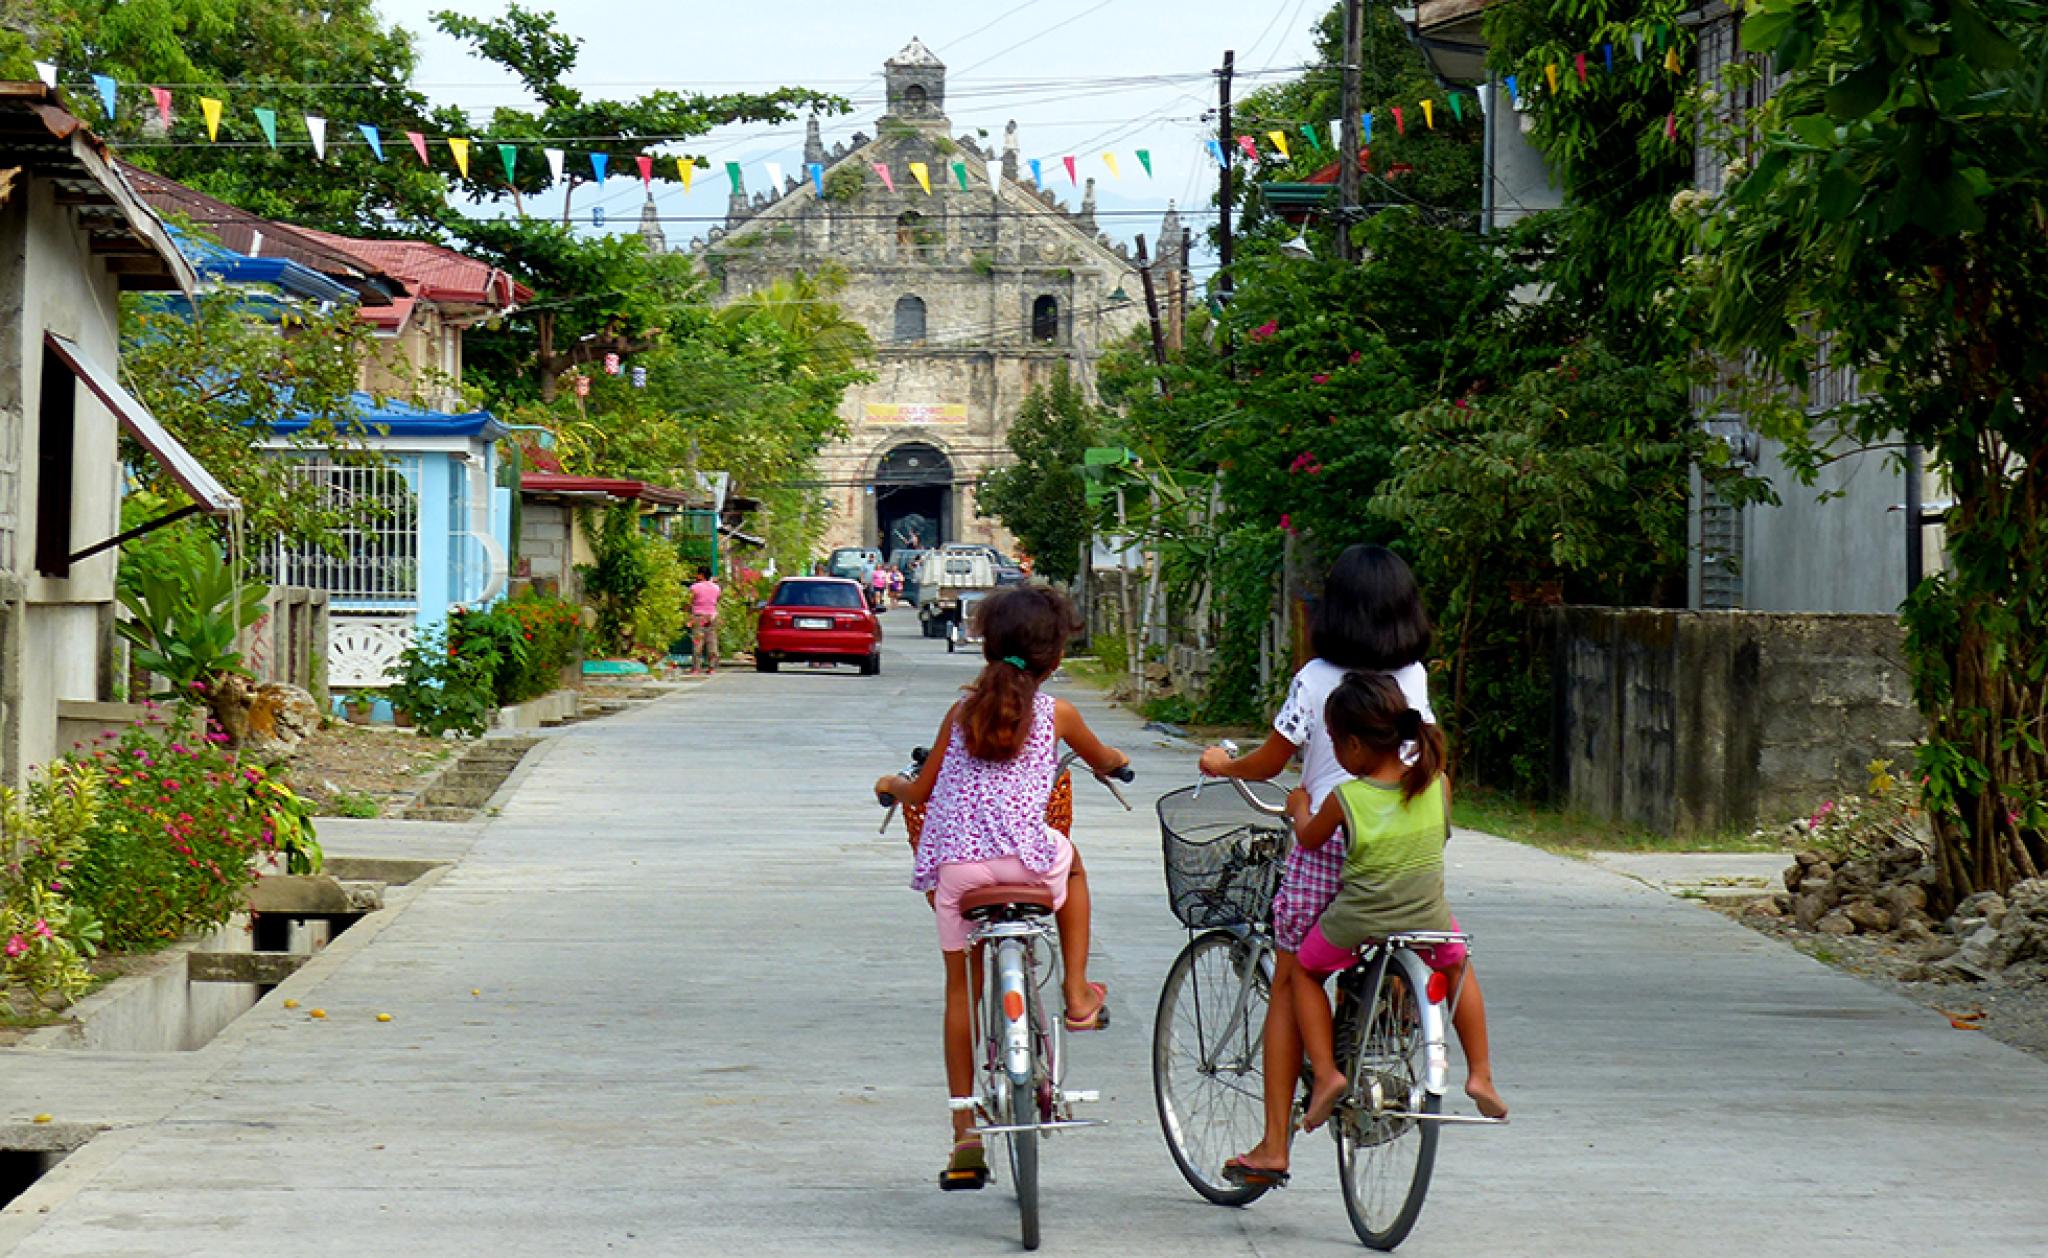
[717, 264, 874, 379]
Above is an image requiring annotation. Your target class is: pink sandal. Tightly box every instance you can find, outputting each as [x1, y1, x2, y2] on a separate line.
[1064, 982, 1110, 1032]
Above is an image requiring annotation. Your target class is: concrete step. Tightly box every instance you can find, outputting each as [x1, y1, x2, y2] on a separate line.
[402, 805, 480, 823]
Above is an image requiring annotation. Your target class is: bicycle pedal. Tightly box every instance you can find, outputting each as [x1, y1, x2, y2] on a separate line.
[946, 1097, 978, 1112]
[1059, 1090, 1100, 1105]
[939, 1168, 990, 1192]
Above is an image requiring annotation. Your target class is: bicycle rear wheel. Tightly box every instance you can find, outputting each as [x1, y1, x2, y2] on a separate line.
[1333, 961, 1439, 1250]
[1153, 930, 1272, 1206]
[1005, 965, 1043, 1251]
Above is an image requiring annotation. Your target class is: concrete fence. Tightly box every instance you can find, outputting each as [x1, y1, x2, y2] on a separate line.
[237, 586, 330, 700]
[1543, 607, 1924, 836]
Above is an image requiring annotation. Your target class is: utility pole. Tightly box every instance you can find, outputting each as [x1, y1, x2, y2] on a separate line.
[1216, 50, 1235, 347]
[1337, 0, 1364, 262]
[1135, 235, 1169, 376]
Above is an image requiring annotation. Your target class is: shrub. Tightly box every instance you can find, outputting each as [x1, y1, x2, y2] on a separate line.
[67, 711, 319, 952]
[631, 542, 687, 660]
[0, 761, 105, 1009]
[388, 622, 497, 739]
[499, 590, 584, 699]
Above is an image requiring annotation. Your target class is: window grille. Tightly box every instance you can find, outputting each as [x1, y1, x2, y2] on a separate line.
[262, 458, 421, 610]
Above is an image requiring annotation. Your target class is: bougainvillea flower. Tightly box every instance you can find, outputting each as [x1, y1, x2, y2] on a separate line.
[1251, 320, 1279, 341]
[4, 935, 25, 958]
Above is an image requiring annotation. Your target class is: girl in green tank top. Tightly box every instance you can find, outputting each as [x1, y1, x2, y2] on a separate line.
[1283, 671, 1508, 1129]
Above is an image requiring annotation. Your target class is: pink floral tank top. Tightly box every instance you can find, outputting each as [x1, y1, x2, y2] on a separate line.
[911, 691, 1061, 892]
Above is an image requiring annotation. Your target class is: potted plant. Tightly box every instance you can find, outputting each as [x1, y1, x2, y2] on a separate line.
[341, 689, 377, 724]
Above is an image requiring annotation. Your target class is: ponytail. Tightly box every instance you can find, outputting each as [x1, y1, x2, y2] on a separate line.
[956, 585, 1084, 760]
[1325, 671, 1444, 803]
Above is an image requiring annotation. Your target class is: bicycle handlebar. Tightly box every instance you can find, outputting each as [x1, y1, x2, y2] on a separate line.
[1208, 738, 1289, 817]
[878, 745, 1134, 831]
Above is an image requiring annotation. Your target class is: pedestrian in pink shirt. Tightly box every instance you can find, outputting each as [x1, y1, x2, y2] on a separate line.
[687, 567, 721, 675]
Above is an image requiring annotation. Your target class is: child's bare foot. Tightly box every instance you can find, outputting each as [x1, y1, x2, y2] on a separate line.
[1466, 1074, 1508, 1120]
[1301, 1070, 1348, 1132]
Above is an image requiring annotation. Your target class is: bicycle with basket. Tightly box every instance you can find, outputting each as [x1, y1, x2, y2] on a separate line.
[1150, 745, 1499, 1251]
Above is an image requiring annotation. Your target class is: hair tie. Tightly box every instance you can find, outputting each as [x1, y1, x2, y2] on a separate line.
[1002, 655, 1030, 670]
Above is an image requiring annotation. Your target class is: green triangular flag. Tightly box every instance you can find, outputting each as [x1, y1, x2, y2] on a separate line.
[1136, 148, 1152, 177]
[1300, 123, 1323, 153]
[952, 161, 968, 191]
[725, 161, 742, 193]
[498, 143, 518, 184]
[253, 107, 277, 149]
[1448, 92, 1464, 122]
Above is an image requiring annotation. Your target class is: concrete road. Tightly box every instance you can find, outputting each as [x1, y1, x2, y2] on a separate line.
[10, 615, 2048, 1256]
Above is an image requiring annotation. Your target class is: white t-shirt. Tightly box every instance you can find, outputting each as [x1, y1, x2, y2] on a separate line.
[1272, 658, 1435, 808]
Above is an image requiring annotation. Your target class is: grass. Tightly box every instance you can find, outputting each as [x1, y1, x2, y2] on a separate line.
[1453, 786, 1785, 855]
[329, 790, 380, 819]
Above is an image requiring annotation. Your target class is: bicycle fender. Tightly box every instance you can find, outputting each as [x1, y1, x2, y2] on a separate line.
[1392, 947, 1452, 1098]
[996, 941, 1034, 1085]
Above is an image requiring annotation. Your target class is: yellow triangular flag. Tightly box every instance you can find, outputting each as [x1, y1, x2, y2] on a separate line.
[1266, 130, 1290, 160]
[677, 157, 694, 194]
[1102, 151, 1120, 179]
[448, 136, 471, 178]
[1664, 46, 1682, 73]
[200, 96, 223, 141]
[1545, 63, 1560, 94]
[909, 161, 932, 195]
[1421, 99, 1435, 129]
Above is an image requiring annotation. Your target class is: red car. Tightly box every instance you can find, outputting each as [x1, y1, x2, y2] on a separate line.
[754, 577, 883, 675]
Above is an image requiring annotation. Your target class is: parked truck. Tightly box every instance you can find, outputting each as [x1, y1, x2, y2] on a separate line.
[914, 545, 998, 651]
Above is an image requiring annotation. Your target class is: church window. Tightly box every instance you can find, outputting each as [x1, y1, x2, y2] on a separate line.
[1031, 295, 1059, 344]
[894, 295, 928, 343]
[904, 84, 929, 114]
[897, 210, 930, 261]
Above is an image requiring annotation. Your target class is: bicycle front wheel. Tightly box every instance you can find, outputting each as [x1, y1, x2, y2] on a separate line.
[1334, 961, 1440, 1250]
[1153, 929, 1272, 1206]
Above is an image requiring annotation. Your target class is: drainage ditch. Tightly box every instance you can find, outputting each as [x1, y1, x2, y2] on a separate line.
[404, 736, 541, 822]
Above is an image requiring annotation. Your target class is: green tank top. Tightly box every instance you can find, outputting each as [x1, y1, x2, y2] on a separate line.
[1314, 775, 1453, 951]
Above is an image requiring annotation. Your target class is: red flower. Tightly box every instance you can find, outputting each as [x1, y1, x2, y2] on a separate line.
[1250, 320, 1279, 341]
[1311, 374, 1329, 385]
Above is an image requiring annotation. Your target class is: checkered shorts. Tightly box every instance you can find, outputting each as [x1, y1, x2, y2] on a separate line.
[1271, 839, 1344, 953]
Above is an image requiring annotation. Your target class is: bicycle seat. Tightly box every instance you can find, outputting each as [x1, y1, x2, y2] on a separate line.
[959, 883, 1056, 920]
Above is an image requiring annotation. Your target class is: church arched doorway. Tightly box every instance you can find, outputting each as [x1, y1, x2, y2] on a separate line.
[874, 441, 951, 558]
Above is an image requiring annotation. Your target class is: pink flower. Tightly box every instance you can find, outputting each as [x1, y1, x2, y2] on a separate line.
[4, 935, 24, 959]
[162, 780, 180, 791]
[1250, 320, 1279, 341]
[1453, 397, 1470, 409]
[32, 919, 51, 939]
[1279, 513, 1294, 534]
[1348, 350, 1362, 364]
[1311, 374, 1330, 385]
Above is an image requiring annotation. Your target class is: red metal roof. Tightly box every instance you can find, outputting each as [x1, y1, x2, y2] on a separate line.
[296, 229, 532, 310]
[520, 473, 698, 507]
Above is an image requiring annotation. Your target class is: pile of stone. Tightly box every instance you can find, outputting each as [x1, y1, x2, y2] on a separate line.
[1753, 847, 1940, 941]
[1913, 882, 2048, 982]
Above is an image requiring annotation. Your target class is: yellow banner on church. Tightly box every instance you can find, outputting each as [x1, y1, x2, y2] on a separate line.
[865, 402, 967, 426]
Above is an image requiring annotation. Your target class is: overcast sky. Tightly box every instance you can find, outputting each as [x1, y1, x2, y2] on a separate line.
[377, 0, 1326, 266]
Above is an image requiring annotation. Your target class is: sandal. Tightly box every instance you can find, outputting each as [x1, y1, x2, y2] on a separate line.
[1064, 982, 1111, 1032]
[1221, 1156, 1290, 1188]
[939, 1137, 989, 1192]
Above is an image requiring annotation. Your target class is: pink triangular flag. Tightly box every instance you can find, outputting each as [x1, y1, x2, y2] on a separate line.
[1062, 155, 1077, 185]
[872, 162, 895, 193]
[1237, 135, 1259, 162]
[637, 154, 653, 187]
[149, 86, 172, 129]
[406, 131, 429, 165]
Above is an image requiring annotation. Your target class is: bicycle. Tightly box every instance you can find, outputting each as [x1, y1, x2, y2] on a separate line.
[880, 747, 1134, 1251]
[1152, 747, 1498, 1251]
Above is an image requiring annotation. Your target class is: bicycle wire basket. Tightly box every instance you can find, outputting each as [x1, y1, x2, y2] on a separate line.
[1157, 781, 1290, 929]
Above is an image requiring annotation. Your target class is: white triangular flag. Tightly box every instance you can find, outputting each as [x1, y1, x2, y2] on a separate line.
[1476, 84, 1491, 115]
[1631, 32, 1646, 61]
[765, 160, 784, 189]
[1330, 120, 1342, 150]
[306, 115, 327, 161]
[544, 148, 565, 184]
[33, 61, 57, 89]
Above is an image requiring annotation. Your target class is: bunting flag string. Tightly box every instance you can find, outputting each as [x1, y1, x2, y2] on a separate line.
[200, 96, 222, 141]
[590, 152, 608, 182]
[1300, 123, 1323, 154]
[253, 107, 277, 149]
[677, 158, 695, 193]
[499, 143, 518, 184]
[1362, 112, 1374, 144]
[408, 131, 429, 165]
[1101, 151, 1120, 180]
[1421, 99, 1435, 130]
[953, 161, 969, 191]
[810, 162, 824, 196]
[1506, 74, 1520, 108]
[1631, 32, 1646, 60]
[909, 161, 931, 195]
[1603, 42, 1615, 73]
[34, 61, 57, 89]
[1205, 140, 1225, 169]
[1236, 135, 1259, 163]
[358, 123, 383, 162]
[149, 86, 172, 129]
[92, 73, 117, 120]
[1135, 148, 1152, 178]
[544, 148, 565, 184]
[1448, 92, 1464, 123]
[1545, 63, 1560, 95]
[1029, 157, 1044, 186]
[637, 154, 653, 188]
[1574, 52, 1588, 85]
[872, 162, 895, 193]
[447, 135, 469, 178]
[1392, 105, 1405, 136]
[1266, 130, 1290, 161]
[305, 115, 326, 161]
[725, 161, 743, 193]
[764, 160, 783, 190]
[1063, 155, 1078, 185]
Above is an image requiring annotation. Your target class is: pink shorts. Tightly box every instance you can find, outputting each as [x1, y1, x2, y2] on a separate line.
[932, 834, 1075, 952]
[1297, 916, 1467, 979]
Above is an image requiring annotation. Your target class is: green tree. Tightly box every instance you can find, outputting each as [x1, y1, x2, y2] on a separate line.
[120, 290, 383, 548]
[1701, 0, 2047, 903]
[977, 374, 1101, 585]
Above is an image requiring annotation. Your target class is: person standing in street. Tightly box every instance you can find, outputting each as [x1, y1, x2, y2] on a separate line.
[688, 566, 722, 676]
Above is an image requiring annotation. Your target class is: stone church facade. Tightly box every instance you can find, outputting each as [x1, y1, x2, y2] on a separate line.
[686, 38, 1159, 559]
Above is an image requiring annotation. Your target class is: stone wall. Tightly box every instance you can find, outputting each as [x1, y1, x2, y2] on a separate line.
[1546, 607, 1923, 835]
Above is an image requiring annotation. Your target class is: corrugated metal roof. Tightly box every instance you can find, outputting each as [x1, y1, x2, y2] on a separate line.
[294, 229, 533, 309]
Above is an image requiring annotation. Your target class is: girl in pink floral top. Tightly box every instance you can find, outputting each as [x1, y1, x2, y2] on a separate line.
[875, 584, 1129, 1185]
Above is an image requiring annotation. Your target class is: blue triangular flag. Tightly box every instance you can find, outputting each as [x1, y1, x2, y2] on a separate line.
[809, 162, 824, 196]
[1205, 140, 1226, 168]
[91, 73, 117, 120]
[590, 153, 608, 182]
[1361, 112, 1373, 145]
[1505, 74, 1520, 106]
[1028, 157, 1042, 186]
[1603, 42, 1615, 73]
[358, 123, 384, 162]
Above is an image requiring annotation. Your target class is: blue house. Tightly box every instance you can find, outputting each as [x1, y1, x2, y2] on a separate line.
[133, 168, 520, 690]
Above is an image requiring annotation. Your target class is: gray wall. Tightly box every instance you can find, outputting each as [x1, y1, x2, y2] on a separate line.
[1742, 437, 1910, 613]
[1548, 607, 1923, 835]
[1488, 104, 1563, 234]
